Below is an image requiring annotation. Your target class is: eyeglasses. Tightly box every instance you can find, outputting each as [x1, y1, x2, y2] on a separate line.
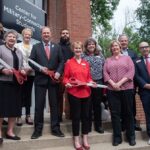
[139, 46, 149, 50]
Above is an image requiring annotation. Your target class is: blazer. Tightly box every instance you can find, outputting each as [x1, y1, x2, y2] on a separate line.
[0, 44, 23, 81]
[127, 49, 138, 61]
[29, 41, 64, 86]
[135, 56, 150, 95]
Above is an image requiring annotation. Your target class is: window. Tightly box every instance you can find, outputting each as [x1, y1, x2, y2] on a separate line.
[26, 0, 47, 11]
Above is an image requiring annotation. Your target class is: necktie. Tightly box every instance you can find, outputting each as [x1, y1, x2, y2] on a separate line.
[45, 44, 50, 59]
[146, 57, 150, 75]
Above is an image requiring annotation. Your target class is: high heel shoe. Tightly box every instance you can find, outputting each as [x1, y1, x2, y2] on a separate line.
[16, 117, 22, 126]
[83, 144, 90, 150]
[74, 146, 83, 150]
[25, 116, 33, 125]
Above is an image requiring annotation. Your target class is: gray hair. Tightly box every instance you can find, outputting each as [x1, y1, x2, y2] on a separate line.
[118, 34, 128, 41]
[4, 29, 18, 40]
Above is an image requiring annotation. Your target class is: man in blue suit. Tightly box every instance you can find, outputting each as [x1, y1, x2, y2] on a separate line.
[29, 26, 64, 139]
[118, 34, 142, 131]
[135, 41, 150, 145]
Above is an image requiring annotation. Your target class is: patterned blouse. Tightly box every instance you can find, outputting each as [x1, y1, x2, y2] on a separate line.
[103, 55, 135, 90]
[82, 53, 105, 81]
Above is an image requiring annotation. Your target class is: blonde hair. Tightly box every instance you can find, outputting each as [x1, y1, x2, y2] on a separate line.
[72, 41, 83, 50]
[22, 28, 33, 36]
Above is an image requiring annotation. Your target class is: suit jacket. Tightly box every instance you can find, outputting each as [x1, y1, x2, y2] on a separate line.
[0, 44, 23, 81]
[127, 49, 138, 61]
[135, 56, 150, 95]
[29, 42, 64, 86]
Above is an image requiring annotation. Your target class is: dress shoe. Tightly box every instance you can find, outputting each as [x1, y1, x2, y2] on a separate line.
[25, 116, 33, 125]
[112, 140, 122, 146]
[31, 131, 42, 139]
[0, 138, 3, 144]
[51, 129, 65, 137]
[6, 134, 21, 140]
[2, 120, 8, 125]
[129, 140, 136, 146]
[134, 124, 142, 131]
[95, 127, 104, 134]
[16, 117, 23, 126]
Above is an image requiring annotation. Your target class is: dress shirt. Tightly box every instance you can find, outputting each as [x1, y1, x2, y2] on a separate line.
[122, 48, 129, 56]
[63, 57, 92, 98]
[103, 55, 135, 90]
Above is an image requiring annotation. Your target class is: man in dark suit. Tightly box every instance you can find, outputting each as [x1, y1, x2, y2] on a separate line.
[118, 34, 142, 131]
[135, 41, 150, 144]
[29, 26, 64, 139]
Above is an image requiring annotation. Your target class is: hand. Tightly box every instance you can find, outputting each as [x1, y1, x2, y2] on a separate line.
[144, 84, 150, 90]
[2, 68, 13, 75]
[20, 70, 27, 75]
[111, 83, 121, 91]
[24, 68, 33, 74]
[88, 81, 97, 88]
[41, 67, 48, 75]
[65, 83, 72, 88]
[54, 72, 60, 80]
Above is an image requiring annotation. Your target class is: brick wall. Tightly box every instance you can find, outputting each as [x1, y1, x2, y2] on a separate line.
[47, 0, 92, 43]
[136, 94, 146, 124]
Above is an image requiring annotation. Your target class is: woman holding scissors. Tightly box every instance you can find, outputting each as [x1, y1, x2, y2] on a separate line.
[0, 30, 26, 143]
[63, 41, 96, 150]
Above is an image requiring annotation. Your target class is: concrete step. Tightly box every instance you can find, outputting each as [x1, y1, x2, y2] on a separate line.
[3, 118, 112, 136]
[0, 129, 149, 150]
[31, 140, 150, 150]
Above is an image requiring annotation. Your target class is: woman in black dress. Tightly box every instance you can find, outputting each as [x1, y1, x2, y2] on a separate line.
[0, 30, 26, 144]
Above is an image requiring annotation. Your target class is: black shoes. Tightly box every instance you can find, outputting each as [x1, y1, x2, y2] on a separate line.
[129, 140, 136, 146]
[6, 134, 21, 140]
[0, 138, 3, 144]
[2, 120, 8, 126]
[51, 129, 65, 137]
[31, 131, 42, 139]
[134, 124, 142, 131]
[25, 116, 33, 125]
[112, 139, 122, 146]
[16, 117, 23, 126]
[95, 127, 104, 134]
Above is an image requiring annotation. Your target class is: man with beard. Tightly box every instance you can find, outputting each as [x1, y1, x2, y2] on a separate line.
[58, 29, 74, 122]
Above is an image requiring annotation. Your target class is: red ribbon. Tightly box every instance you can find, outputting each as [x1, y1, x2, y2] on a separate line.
[46, 70, 61, 83]
[69, 77, 87, 87]
[13, 69, 27, 85]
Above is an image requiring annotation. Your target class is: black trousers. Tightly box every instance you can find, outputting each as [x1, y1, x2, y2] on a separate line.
[21, 76, 34, 115]
[140, 92, 150, 137]
[107, 89, 135, 142]
[34, 84, 60, 133]
[89, 79, 103, 130]
[68, 94, 90, 136]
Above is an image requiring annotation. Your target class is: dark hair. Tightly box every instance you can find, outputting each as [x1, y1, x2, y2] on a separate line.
[84, 37, 100, 55]
[60, 29, 69, 34]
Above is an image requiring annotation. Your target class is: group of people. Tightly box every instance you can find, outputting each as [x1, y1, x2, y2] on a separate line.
[0, 22, 150, 150]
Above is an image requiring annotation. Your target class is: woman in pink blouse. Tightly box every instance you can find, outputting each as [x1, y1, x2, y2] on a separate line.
[103, 40, 136, 146]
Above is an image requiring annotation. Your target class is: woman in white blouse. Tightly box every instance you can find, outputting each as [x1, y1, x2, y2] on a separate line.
[15, 28, 34, 126]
